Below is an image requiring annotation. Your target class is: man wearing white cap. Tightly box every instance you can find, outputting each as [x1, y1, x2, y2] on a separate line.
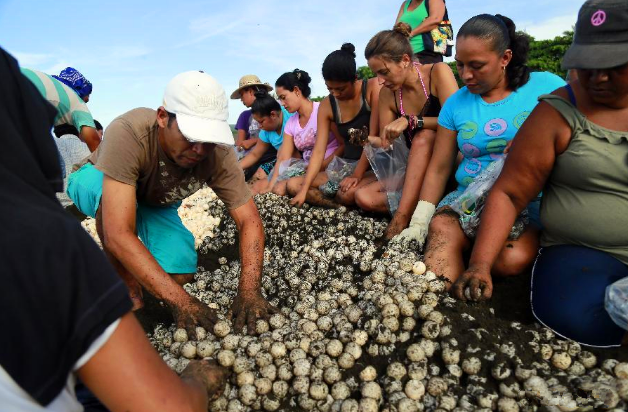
[67, 71, 275, 335]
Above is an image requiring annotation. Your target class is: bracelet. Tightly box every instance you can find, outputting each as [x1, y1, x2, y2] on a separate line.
[404, 115, 424, 131]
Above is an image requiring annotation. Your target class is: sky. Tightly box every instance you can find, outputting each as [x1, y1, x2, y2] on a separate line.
[0, 0, 581, 128]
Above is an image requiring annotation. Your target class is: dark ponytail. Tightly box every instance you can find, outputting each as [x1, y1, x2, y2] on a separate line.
[275, 69, 312, 98]
[251, 90, 280, 117]
[322, 43, 357, 83]
[458, 14, 531, 90]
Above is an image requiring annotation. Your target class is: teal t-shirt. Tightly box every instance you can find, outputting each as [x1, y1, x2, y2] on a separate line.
[398, 0, 428, 54]
[438, 71, 566, 191]
[259, 106, 292, 150]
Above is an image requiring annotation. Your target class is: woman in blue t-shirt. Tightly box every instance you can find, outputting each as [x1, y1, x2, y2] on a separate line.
[239, 91, 293, 194]
[396, 14, 565, 294]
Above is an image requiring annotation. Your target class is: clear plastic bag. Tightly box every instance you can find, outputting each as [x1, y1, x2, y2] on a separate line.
[275, 158, 308, 182]
[450, 156, 512, 238]
[605, 276, 628, 331]
[319, 157, 357, 197]
[364, 137, 410, 215]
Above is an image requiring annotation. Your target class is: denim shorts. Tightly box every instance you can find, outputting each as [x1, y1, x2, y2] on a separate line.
[67, 163, 197, 274]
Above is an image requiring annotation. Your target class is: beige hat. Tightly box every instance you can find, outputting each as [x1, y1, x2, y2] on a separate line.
[230, 74, 273, 99]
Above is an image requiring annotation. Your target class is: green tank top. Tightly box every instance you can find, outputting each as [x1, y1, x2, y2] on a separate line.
[398, 0, 428, 54]
[539, 94, 628, 265]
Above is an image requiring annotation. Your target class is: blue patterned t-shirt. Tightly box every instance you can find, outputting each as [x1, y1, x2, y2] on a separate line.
[438, 71, 565, 191]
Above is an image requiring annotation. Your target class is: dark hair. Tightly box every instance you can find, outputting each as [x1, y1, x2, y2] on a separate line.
[166, 111, 176, 127]
[322, 43, 357, 83]
[53, 124, 79, 138]
[251, 90, 281, 117]
[94, 119, 103, 131]
[458, 14, 531, 90]
[364, 22, 414, 63]
[275, 69, 312, 98]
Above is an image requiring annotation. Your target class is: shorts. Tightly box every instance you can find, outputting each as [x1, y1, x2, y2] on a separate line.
[67, 163, 197, 274]
[531, 245, 627, 347]
[259, 159, 277, 176]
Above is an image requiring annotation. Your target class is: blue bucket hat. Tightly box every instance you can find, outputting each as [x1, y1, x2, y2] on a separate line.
[52, 67, 93, 99]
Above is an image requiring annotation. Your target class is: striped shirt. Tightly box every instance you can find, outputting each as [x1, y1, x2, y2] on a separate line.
[21, 68, 95, 132]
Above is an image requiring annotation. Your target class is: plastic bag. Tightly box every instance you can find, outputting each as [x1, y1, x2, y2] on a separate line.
[275, 158, 308, 182]
[605, 276, 628, 331]
[319, 157, 357, 197]
[450, 156, 518, 238]
[364, 137, 410, 215]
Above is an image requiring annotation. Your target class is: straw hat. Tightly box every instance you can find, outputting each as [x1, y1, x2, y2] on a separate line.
[230, 74, 273, 99]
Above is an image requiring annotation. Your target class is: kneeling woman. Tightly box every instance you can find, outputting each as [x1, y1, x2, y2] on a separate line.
[287, 43, 381, 208]
[355, 22, 458, 238]
[457, 1, 628, 347]
[264, 69, 342, 196]
[239, 91, 293, 195]
[398, 15, 565, 290]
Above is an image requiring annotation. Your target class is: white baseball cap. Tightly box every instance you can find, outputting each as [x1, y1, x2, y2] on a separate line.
[162, 71, 233, 145]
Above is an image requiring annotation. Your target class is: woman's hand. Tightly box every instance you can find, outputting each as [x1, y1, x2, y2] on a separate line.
[451, 264, 494, 302]
[290, 190, 307, 207]
[339, 175, 361, 193]
[382, 117, 409, 142]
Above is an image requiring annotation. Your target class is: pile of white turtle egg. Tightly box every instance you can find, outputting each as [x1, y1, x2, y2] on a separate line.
[178, 186, 221, 249]
[148, 193, 628, 412]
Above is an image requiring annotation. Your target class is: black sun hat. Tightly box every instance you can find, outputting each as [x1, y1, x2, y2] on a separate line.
[562, 0, 628, 70]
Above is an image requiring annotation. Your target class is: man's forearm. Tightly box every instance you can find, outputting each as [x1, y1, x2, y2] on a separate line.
[236, 217, 264, 293]
[105, 232, 188, 304]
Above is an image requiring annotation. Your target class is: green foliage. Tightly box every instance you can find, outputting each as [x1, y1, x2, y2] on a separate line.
[447, 61, 464, 88]
[311, 96, 325, 102]
[357, 65, 375, 80]
[527, 30, 574, 79]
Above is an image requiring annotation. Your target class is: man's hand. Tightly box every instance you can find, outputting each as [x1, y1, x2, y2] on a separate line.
[339, 176, 361, 193]
[180, 359, 230, 402]
[170, 296, 219, 339]
[451, 264, 494, 302]
[290, 190, 307, 207]
[229, 291, 279, 335]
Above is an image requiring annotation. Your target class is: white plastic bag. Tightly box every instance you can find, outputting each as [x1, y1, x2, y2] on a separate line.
[275, 158, 308, 182]
[364, 137, 410, 215]
[450, 156, 508, 238]
[319, 157, 357, 197]
[605, 276, 628, 331]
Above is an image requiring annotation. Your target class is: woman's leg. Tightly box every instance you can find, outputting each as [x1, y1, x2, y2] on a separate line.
[354, 179, 389, 214]
[531, 245, 628, 347]
[335, 173, 378, 206]
[385, 130, 436, 239]
[286, 172, 339, 208]
[272, 180, 289, 196]
[424, 209, 472, 286]
[492, 226, 540, 277]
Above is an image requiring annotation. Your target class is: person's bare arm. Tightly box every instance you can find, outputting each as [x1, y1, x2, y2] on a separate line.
[240, 140, 270, 169]
[228, 198, 278, 333]
[418, 126, 459, 204]
[410, 0, 445, 36]
[265, 134, 296, 193]
[378, 87, 404, 145]
[291, 99, 332, 205]
[101, 176, 217, 335]
[323, 136, 344, 169]
[242, 138, 258, 150]
[80, 126, 101, 152]
[367, 78, 383, 137]
[454, 101, 572, 300]
[79, 313, 228, 412]
[395, 1, 405, 24]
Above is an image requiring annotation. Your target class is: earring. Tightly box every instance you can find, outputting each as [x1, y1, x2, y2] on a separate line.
[296, 92, 300, 97]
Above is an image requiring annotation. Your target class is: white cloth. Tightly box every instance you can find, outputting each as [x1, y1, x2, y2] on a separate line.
[54, 134, 90, 207]
[0, 319, 120, 411]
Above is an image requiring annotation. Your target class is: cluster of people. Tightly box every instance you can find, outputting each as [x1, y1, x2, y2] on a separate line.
[1, 0, 626, 410]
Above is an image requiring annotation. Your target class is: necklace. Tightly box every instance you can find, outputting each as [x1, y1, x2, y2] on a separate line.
[399, 62, 429, 116]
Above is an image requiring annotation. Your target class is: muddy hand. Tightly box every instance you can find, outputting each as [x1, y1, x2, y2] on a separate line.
[229, 291, 279, 335]
[171, 296, 219, 339]
[383, 117, 408, 142]
[180, 359, 230, 402]
[290, 191, 307, 207]
[452, 265, 493, 302]
[339, 176, 359, 193]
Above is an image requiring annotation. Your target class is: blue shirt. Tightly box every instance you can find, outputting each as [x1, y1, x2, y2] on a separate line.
[259, 107, 292, 151]
[438, 71, 565, 190]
